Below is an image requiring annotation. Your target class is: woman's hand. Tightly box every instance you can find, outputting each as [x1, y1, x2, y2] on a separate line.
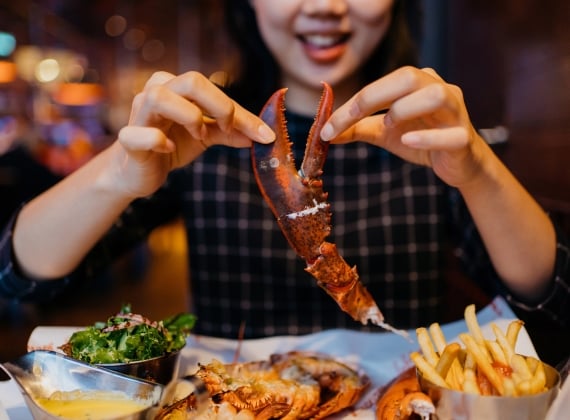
[320, 66, 487, 189]
[322, 66, 557, 297]
[112, 71, 275, 199]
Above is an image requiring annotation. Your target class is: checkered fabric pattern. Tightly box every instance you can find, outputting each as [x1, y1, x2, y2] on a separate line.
[1, 112, 569, 338]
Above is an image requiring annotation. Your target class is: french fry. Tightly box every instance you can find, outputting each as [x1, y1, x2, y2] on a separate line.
[460, 333, 504, 395]
[525, 356, 539, 375]
[511, 354, 533, 381]
[486, 340, 507, 365]
[446, 364, 463, 390]
[464, 353, 476, 370]
[435, 342, 461, 379]
[502, 376, 517, 397]
[516, 362, 545, 397]
[416, 327, 439, 366]
[462, 368, 480, 395]
[428, 322, 447, 354]
[492, 323, 515, 364]
[531, 360, 547, 393]
[447, 349, 466, 388]
[410, 351, 448, 388]
[511, 372, 524, 388]
[410, 305, 549, 398]
[464, 305, 491, 362]
[517, 379, 533, 395]
[506, 319, 524, 349]
[511, 355, 533, 395]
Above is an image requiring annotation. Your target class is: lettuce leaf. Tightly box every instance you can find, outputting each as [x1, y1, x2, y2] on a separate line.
[61, 304, 197, 364]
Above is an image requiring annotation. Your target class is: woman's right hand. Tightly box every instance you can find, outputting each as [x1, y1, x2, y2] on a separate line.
[111, 71, 275, 199]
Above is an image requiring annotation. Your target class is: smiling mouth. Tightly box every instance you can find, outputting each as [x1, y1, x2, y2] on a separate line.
[298, 33, 350, 49]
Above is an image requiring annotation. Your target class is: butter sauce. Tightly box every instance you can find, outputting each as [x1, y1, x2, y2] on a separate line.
[36, 390, 150, 419]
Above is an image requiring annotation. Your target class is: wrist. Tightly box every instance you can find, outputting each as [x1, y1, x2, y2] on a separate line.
[91, 143, 140, 204]
[456, 138, 504, 197]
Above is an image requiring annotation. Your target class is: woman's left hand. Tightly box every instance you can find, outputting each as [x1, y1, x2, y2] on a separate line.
[320, 66, 488, 189]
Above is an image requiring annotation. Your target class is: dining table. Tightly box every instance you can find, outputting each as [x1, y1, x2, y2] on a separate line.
[0, 296, 555, 419]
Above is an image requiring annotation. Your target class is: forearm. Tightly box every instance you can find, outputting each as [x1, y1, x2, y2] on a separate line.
[459, 145, 556, 300]
[12, 144, 134, 279]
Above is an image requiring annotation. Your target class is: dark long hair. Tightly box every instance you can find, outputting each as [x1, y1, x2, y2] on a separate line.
[223, 0, 422, 113]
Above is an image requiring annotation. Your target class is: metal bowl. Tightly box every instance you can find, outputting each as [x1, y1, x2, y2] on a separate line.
[417, 362, 560, 420]
[1, 350, 162, 420]
[97, 349, 181, 385]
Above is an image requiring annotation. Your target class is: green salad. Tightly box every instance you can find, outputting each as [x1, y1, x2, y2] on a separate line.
[60, 304, 197, 364]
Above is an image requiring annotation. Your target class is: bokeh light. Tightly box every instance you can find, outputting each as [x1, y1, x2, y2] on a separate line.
[123, 28, 146, 51]
[0, 32, 16, 57]
[35, 58, 60, 83]
[141, 39, 165, 62]
[105, 15, 127, 37]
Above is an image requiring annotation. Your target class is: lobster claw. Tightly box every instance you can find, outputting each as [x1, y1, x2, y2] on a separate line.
[252, 83, 332, 263]
[252, 82, 408, 338]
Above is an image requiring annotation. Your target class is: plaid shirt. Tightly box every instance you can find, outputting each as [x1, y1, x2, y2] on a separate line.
[1, 112, 569, 338]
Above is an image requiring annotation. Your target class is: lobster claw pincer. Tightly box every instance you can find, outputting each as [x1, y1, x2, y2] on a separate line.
[251, 82, 407, 337]
[251, 83, 332, 263]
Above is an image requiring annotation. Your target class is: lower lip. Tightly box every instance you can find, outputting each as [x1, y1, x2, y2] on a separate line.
[302, 42, 347, 63]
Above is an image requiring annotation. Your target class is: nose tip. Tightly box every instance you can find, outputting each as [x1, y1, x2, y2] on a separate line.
[302, 0, 348, 16]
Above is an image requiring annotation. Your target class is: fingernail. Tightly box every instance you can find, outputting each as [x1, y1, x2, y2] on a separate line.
[258, 124, 275, 142]
[321, 123, 334, 141]
[383, 113, 393, 127]
[402, 133, 421, 146]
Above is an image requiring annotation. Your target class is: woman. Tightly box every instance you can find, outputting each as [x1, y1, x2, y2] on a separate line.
[1, 0, 568, 339]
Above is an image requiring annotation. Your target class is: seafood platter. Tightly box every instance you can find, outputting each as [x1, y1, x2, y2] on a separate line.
[0, 296, 563, 419]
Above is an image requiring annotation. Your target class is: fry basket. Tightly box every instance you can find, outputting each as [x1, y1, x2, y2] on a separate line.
[417, 362, 560, 420]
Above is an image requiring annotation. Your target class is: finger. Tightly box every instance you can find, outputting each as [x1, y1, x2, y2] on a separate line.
[143, 70, 176, 89]
[326, 115, 385, 145]
[385, 83, 459, 127]
[232, 101, 276, 143]
[118, 126, 175, 153]
[132, 85, 209, 140]
[321, 66, 435, 140]
[165, 71, 274, 143]
[165, 71, 234, 131]
[401, 126, 470, 150]
[421, 67, 445, 81]
[201, 123, 255, 149]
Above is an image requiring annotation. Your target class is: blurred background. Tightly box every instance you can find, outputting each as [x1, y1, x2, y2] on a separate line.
[0, 0, 569, 364]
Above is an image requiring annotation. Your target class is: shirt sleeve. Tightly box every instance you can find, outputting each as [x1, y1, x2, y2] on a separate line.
[0, 178, 182, 302]
[505, 223, 570, 327]
[448, 187, 570, 327]
[0, 207, 71, 301]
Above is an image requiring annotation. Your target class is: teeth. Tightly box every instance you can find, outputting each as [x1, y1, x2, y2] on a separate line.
[303, 34, 343, 48]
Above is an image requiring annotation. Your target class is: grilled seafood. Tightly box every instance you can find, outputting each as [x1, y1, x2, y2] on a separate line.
[156, 351, 370, 419]
[376, 367, 435, 420]
[251, 82, 406, 337]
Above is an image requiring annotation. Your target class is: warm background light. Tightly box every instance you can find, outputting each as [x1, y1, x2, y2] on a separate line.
[0, 61, 17, 83]
[35, 58, 60, 83]
[52, 82, 104, 106]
